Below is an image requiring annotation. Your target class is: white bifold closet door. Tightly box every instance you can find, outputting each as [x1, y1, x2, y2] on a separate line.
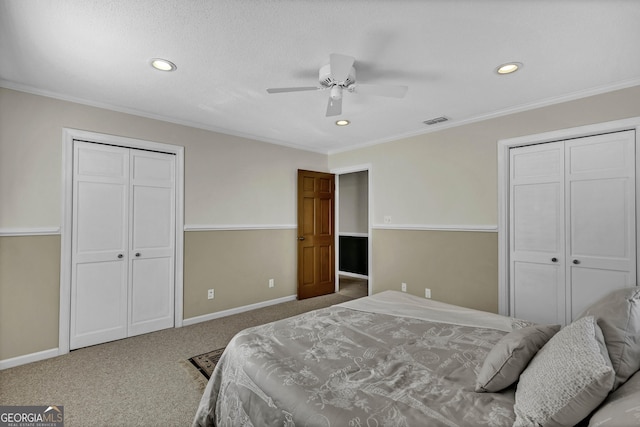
[510, 130, 636, 325]
[71, 141, 175, 350]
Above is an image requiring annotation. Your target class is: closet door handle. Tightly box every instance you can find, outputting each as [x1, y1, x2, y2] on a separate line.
[573, 259, 580, 265]
[135, 252, 141, 257]
[551, 257, 558, 263]
[117, 254, 124, 259]
[298, 236, 305, 241]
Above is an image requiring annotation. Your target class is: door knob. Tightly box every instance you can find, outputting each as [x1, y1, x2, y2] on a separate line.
[117, 254, 123, 259]
[135, 252, 141, 257]
[573, 259, 580, 265]
[298, 236, 305, 241]
[551, 257, 558, 263]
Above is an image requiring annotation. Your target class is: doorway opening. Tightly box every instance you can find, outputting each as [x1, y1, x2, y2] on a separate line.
[333, 165, 371, 299]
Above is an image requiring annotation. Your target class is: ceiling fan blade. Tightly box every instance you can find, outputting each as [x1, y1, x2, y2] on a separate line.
[266, 86, 320, 94]
[326, 96, 342, 117]
[352, 84, 408, 98]
[329, 53, 355, 83]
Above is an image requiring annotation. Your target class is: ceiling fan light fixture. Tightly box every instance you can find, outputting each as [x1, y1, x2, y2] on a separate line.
[266, 53, 408, 118]
[496, 62, 522, 75]
[335, 119, 350, 126]
[330, 85, 343, 100]
[150, 58, 177, 72]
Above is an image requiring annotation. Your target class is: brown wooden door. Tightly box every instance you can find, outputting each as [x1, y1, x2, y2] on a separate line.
[297, 170, 335, 299]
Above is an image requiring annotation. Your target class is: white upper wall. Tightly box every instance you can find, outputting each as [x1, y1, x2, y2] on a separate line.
[339, 171, 368, 234]
[329, 85, 640, 228]
[3, 84, 640, 231]
[0, 88, 327, 229]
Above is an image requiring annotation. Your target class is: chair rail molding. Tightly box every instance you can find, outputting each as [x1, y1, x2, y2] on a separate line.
[0, 227, 61, 236]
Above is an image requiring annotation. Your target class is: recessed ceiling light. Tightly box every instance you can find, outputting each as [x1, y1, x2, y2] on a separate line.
[335, 120, 350, 126]
[150, 58, 177, 72]
[496, 62, 522, 75]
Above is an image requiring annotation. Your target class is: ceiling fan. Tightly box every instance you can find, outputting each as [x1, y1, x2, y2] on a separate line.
[266, 53, 408, 117]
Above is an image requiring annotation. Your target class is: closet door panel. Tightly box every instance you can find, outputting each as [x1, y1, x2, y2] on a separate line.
[513, 183, 563, 254]
[568, 134, 630, 175]
[72, 142, 176, 348]
[128, 149, 175, 337]
[71, 142, 129, 349]
[75, 182, 127, 254]
[513, 261, 564, 325]
[73, 262, 127, 340]
[565, 131, 636, 323]
[571, 268, 630, 319]
[130, 257, 172, 328]
[131, 186, 173, 252]
[570, 179, 630, 258]
[510, 142, 565, 323]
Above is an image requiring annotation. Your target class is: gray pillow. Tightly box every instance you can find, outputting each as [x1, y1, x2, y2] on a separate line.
[475, 324, 560, 392]
[578, 287, 640, 390]
[514, 316, 615, 427]
[588, 369, 640, 426]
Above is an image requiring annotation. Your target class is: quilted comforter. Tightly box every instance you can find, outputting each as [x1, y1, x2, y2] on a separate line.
[193, 291, 530, 426]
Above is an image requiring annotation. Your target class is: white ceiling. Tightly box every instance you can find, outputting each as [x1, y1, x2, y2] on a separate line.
[2, 0, 640, 154]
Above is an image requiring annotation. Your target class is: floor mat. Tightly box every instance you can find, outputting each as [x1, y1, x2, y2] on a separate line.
[188, 347, 225, 380]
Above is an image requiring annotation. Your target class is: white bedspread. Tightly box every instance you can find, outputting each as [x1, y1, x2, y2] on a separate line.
[193, 290, 528, 426]
[336, 290, 525, 332]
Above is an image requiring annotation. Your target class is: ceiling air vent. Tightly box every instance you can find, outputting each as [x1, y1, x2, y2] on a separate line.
[423, 116, 449, 126]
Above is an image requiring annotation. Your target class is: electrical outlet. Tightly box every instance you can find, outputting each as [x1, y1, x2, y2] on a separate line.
[401, 282, 407, 292]
[207, 289, 214, 300]
[384, 216, 392, 224]
[268, 278, 274, 288]
[425, 288, 431, 299]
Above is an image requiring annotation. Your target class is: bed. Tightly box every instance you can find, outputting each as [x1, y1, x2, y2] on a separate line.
[193, 288, 640, 427]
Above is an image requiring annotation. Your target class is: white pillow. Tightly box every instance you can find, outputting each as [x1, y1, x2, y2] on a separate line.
[513, 316, 615, 427]
[588, 370, 640, 426]
[475, 324, 560, 392]
[577, 287, 640, 390]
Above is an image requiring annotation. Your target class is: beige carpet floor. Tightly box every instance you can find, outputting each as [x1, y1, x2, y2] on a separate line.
[0, 291, 358, 426]
[338, 276, 368, 298]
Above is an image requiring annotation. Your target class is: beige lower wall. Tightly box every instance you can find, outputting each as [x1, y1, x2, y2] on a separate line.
[0, 229, 298, 362]
[0, 235, 60, 360]
[372, 229, 498, 313]
[1, 229, 495, 361]
[183, 229, 297, 319]
[0, 228, 496, 361]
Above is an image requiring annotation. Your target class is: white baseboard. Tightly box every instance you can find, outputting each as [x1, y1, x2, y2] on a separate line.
[182, 294, 298, 326]
[0, 348, 59, 370]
